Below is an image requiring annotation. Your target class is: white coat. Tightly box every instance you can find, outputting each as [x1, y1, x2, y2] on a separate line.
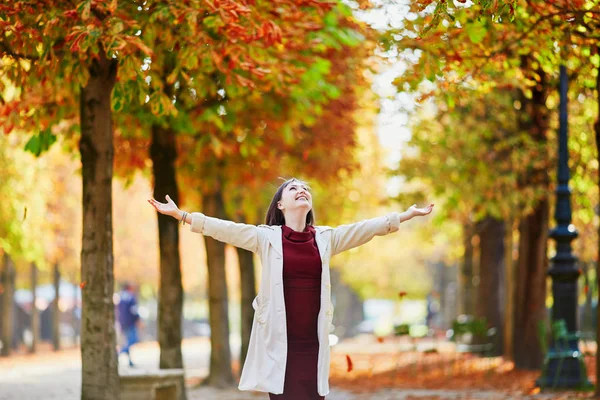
[189, 212, 402, 396]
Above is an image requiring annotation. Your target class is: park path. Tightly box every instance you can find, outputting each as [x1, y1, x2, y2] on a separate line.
[0, 336, 560, 400]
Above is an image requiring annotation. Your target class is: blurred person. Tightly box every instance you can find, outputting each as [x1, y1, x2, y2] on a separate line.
[148, 178, 433, 399]
[117, 282, 140, 367]
[426, 291, 440, 331]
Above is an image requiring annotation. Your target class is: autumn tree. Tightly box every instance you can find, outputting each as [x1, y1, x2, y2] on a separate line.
[109, 0, 374, 386]
[173, 7, 373, 383]
[381, 0, 600, 367]
[1, 1, 226, 397]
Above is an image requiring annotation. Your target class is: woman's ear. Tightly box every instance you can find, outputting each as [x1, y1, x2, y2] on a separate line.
[277, 202, 283, 210]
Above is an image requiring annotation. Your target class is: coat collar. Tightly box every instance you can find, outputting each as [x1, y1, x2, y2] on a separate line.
[265, 225, 329, 259]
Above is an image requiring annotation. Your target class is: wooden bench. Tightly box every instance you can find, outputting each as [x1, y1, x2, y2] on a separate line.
[120, 368, 184, 400]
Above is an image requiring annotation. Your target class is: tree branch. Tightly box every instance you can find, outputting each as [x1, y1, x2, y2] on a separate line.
[0, 40, 39, 61]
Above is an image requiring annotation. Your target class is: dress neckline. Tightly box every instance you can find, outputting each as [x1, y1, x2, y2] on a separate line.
[281, 224, 315, 243]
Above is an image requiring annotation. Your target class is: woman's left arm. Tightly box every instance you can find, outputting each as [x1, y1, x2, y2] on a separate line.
[330, 204, 434, 256]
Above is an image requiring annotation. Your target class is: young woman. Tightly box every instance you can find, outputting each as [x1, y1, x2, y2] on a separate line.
[148, 178, 434, 399]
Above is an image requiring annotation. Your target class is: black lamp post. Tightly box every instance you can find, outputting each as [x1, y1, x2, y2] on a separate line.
[537, 66, 591, 389]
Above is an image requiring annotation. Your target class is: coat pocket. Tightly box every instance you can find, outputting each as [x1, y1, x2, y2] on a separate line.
[252, 296, 268, 325]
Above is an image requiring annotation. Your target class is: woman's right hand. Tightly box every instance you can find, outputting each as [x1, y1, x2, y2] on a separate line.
[147, 195, 180, 218]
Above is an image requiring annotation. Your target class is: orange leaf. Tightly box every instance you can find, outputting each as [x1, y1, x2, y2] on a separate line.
[80, 281, 87, 289]
[346, 354, 353, 372]
[398, 291, 407, 298]
[376, 337, 384, 343]
[528, 387, 541, 395]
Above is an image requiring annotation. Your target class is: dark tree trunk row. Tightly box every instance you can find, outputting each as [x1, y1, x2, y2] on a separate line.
[151, 124, 187, 400]
[52, 263, 60, 351]
[514, 57, 550, 369]
[1, 254, 15, 357]
[30, 263, 39, 353]
[237, 246, 256, 369]
[203, 190, 235, 387]
[594, 46, 600, 398]
[476, 217, 505, 356]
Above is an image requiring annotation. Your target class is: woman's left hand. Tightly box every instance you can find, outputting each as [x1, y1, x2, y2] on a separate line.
[408, 203, 434, 217]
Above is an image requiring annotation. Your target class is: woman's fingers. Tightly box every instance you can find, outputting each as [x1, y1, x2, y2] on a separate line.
[148, 198, 166, 213]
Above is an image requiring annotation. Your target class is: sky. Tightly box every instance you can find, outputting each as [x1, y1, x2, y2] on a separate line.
[351, 0, 419, 198]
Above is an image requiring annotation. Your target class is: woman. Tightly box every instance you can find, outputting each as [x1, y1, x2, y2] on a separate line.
[148, 178, 433, 399]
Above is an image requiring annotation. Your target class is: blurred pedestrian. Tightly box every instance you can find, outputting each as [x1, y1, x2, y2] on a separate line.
[149, 178, 434, 398]
[426, 291, 440, 331]
[117, 282, 140, 367]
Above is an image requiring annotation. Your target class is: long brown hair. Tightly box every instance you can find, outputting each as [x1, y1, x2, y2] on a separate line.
[265, 178, 315, 226]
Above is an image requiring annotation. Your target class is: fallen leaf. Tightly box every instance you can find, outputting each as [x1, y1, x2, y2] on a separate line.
[376, 337, 384, 343]
[398, 291, 407, 298]
[346, 355, 353, 372]
[80, 281, 87, 289]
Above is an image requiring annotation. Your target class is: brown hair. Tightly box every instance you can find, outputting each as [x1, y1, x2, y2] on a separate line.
[265, 178, 315, 226]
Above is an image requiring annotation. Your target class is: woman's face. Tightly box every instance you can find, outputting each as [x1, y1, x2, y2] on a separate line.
[278, 180, 312, 214]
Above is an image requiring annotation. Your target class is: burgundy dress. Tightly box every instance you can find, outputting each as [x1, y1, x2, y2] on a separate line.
[269, 225, 324, 400]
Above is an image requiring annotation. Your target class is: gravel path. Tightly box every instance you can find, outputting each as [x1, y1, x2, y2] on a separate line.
[0, 337, 560, 400]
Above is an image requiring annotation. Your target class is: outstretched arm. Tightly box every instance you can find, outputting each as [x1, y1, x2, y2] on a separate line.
[330, 203, 434, 256]
[148, 195, 261, 253]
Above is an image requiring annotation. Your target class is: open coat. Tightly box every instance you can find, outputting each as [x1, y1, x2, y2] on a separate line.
[190, 212, 402, 396]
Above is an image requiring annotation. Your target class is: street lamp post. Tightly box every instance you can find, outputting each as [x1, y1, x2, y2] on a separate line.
[537, 66, 591, 389]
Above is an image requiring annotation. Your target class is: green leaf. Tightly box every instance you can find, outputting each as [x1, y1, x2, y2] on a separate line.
[466, 22, 487, 44]
[283, 125, 293, 145]
[203, 16, 225, 30]
[336, 3, 353, 17]
[150, 92, 165, 116]
[183, 55, 199, 70]
[324, 12, 338, 27]
[112, 87, 125, 112]
[24, 129, 57, 157]
[78, 1, 91, 20]
[109, 20, 124, 35]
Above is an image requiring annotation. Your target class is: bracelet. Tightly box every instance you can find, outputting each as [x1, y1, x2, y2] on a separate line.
[180, 211, 188, 225]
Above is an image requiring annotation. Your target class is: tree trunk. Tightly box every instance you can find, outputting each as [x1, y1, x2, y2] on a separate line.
[459, 220, 476, 316]
[30, 262, 39, 353]
[514, 199, 549, 369]
[1, 254, 15, 357]
[513, 59, 550, 370]
[236, 246, 256, 370]
[203, 191, 234, 387]
[476, 217, 505, 356]
[594, 47, 600, 397]
[580, 261, 593, 332]
[53, 263, 60, 351]
[72, 278, 79, 346]
[151, 124, 187, 400]
[503, 218, 515, 360]
[79, 50, 119, 400]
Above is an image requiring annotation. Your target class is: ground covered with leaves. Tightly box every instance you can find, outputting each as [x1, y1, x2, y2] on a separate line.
[329, 335, 597, 399]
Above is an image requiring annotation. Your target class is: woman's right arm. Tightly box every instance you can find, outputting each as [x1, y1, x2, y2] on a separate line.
[148, 195, 261, 253]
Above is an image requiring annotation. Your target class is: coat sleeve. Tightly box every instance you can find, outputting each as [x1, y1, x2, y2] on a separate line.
[330, 213, 401, 257]
[190, 212, 261, 253]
